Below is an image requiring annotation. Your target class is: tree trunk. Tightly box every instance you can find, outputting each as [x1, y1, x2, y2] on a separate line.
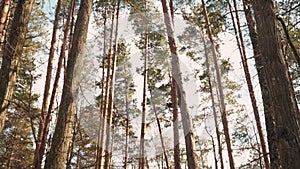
[160, 0, 199, 168]
[202, 31, 224, 169]
[99, 1, 117, 168]
[104, 0, 120, 167]
[66, 117, 78, 169]
[0, 0, 11, 48]
[95, 1, 108, 169]
[95, 58, 106, 169]
[44, 0, 92, 168]
[242, 0, 278, 168]
[0, 0, 35, 134]
[227, 0, 270, 168]
[201, 0, 235, 168]
[38, 0, 76, 167]
[171, 77, 181, 169]
[33, 0, 62, 168]
[124, 68, 129, 169]
[168, 1, 181, 169]
[250, 0, 300, 168]
[138, 33, 148, 169]
[149, 91, 169, 169]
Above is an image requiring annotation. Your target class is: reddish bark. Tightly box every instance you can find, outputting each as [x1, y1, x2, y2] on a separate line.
[201, 0, 235, 168]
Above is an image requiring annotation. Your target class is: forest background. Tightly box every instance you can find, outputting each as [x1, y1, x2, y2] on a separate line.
[0, 0, 299, 169]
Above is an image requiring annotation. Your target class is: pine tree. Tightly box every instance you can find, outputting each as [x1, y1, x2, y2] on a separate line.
[0, 2, 46, 166]
[39, 1, 76, 167]
[180, 2, 227, 168]
[201, 0, 235, 168]
[250, 0, 300, 168]
[227, 0, 270, 168]
[104, 0, 121, 167]
[33, 0, 62, 167]
[0, 0, 35, 133]
[161, 0, 199, 168]
[0, 0, 12, 49]
[113, 39, 137, 169]
[44, 0, 92, 168]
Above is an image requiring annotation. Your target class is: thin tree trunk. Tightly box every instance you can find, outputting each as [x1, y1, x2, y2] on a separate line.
[250, 0, 300, 168]
[160, 0, 198, 168]
[169, 0, 174, 24]
[138, 33, 148, 169]
[109, 125, 115, 168]
[44, 0, 92, 168]
[103, 0, 119, 168]
[232, 0, 270, 168]
[227, 0, 270, 168]
[124, 66, 130, 169]
[95, 1, 108, 168]
[137, 5, 150, 169]
[103, 0, 120, 166]
[38, 0, 76, 166]
[171, 77, 181, 169]
[211, 134, 218, 169]
[95, 57, 106, 169]
[251, 120, 263, 169]
[201, 0, 235, 168]
[106, 0, 120, 166]
[0, 0, 35, 134]
[168, 1, 181, 169]
[0, 0, 11, 48]
[33, 0, 62, 168]
[149, 91, 169, 169]
[202, 31, 224, 169]
[98, 1, 116, 167]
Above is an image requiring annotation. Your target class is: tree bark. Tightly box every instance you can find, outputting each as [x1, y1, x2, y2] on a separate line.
[168, 1, 181, 169]
[95, 1, 108, 169]
[124, 72, 129, 169]
[250, 0, 300, 168]
[98, 1, 117, 168]
[104, 0, 120, 167]
[38, 0, 76, 167]
[227, 0, 270, 168]
[201, 0, 235, 168]
[33, 0, 62, 168]
[202, 31, 224, 169]
[149, 90, 170, 169]
[0, 0, 12, 48]
[44, 0, 92, 168]
[243, 0, 278, 168]
[138, 33, 148, 169]
[160, 0, 199, 168]
[0, 0, 35, 134]
[171, 77, 181, 169]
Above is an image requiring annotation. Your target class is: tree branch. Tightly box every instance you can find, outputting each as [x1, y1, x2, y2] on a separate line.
[277, 15, 300, 67]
